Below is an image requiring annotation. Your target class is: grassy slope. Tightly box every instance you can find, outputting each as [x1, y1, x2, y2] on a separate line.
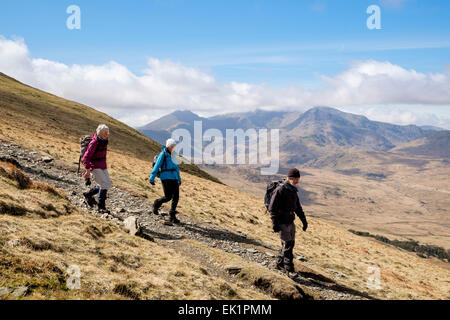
[1, 73, 449, 300]
[0, 161, 269, 300]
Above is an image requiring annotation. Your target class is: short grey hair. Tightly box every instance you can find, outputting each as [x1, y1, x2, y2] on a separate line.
[96, 124, 109, 136]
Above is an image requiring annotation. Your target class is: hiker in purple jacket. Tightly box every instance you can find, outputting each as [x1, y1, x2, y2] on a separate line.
[82, 124, 112, 213]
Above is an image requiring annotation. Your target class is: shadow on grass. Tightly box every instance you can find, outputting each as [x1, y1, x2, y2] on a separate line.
[180, 222, 272, 249]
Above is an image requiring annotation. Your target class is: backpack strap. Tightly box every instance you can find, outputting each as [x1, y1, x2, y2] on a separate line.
[160, 151, 177, 173]
[162, 151, 167, 170]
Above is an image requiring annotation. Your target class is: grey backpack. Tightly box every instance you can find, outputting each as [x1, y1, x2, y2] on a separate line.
[78, 135, 93, 174]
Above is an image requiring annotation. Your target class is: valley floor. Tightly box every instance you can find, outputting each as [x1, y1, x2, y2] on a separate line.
[201, 159, 450, 253]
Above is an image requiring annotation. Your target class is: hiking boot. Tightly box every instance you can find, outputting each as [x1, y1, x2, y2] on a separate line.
[97, 201, 110, 214]
[169, 211, 180, 224]
[284, 263, 295, 273]
[169, 217, 180, 224]
[83, 187, 99, 208]
[152, 201, 160, 215]
[98, 189, 110, 214]
[84, 194, 97, 208]
[276, 257, 284, 270]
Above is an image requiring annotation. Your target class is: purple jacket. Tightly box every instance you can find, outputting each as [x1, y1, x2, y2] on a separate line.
[82, 134, 108, 170]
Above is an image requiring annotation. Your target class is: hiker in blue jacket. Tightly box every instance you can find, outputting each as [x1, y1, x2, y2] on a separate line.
[149, 138, 182, 224]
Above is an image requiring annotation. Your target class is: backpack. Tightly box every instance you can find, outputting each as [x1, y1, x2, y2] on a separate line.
[264, 180, 285, 211]
[78, 135, 93, 174]
[152, 150, 178, 178]
[152, 152, 167, 178]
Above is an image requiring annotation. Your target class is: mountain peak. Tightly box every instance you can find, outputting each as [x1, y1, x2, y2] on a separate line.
[171, 110, 201, 119]
[304, 106, 347, 116]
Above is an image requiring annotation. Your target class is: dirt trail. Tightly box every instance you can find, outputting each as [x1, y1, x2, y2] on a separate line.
[0, 140, 374, 300]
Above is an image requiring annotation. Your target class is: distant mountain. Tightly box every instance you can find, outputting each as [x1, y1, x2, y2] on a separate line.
[138, 109, 292, 145]
[282, 107, 426, 152]
[419, 125, 445, 132]
[139, 110, 205, 145]
[138, 107, 431, 165]
[140, 110, 204, 132]
[391, 130, 450, 159]
[207, 110, 292, 131]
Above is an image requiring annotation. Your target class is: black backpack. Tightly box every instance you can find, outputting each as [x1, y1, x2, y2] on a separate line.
[264, 180, 285, 211]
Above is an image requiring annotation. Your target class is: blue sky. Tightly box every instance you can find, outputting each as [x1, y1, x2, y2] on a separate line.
[0, 0, 449, 127]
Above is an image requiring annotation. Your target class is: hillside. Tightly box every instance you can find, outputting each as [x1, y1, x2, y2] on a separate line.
[1, 72, 449, 300]
[391, 130, 450, 159]
[0, 157, 275, 300]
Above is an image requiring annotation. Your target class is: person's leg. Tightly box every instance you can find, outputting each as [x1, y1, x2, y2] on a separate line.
[165, 180, 180, 223]
[98, 189, 108, 211]
[280, 223, 296, 272]
[92, 169, 111, 212]
[279, 224, 289, 269]
[153, 179, 173, 214]
[276, 246, 284, 270]
[170, 180, 179, 213]
[83, 185, 100, 207]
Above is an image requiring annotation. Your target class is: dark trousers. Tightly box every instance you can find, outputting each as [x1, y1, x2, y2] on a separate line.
[278, 223, 296, 265]
[154, 179, 179, 213]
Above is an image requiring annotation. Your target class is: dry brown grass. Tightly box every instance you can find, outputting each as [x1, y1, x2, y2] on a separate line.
[0, 162, 74, 219]
[0, 169, 270, 300]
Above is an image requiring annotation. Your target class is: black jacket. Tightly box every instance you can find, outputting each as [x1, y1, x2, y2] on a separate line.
[268, 182, 307, 226]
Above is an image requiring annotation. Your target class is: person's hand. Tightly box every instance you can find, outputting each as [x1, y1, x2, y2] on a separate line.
[83, 169, 91, 179]
[302, 221, 308, 232]
[273, 224, 281, 233]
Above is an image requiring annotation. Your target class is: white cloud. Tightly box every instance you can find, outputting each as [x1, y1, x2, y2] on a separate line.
[338, 105, 450, 129]
[319, 60, 450, 106]
[0, 36, 449, 128]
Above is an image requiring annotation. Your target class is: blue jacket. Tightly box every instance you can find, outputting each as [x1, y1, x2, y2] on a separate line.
[149, 147, 181, 184]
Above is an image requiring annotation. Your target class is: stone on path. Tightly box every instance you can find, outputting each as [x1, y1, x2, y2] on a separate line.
[225, 266, 243, 275]
[41, 156, 53, 163]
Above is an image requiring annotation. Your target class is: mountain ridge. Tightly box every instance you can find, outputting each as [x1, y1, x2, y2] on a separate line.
[391, 130, 450, 159]
[138, 107, 432, 166]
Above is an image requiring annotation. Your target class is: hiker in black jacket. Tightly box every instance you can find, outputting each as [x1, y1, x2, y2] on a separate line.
[268, 168, 308, 273]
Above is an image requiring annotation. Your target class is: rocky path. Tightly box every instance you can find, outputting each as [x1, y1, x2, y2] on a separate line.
[0, 140, 374, 300]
